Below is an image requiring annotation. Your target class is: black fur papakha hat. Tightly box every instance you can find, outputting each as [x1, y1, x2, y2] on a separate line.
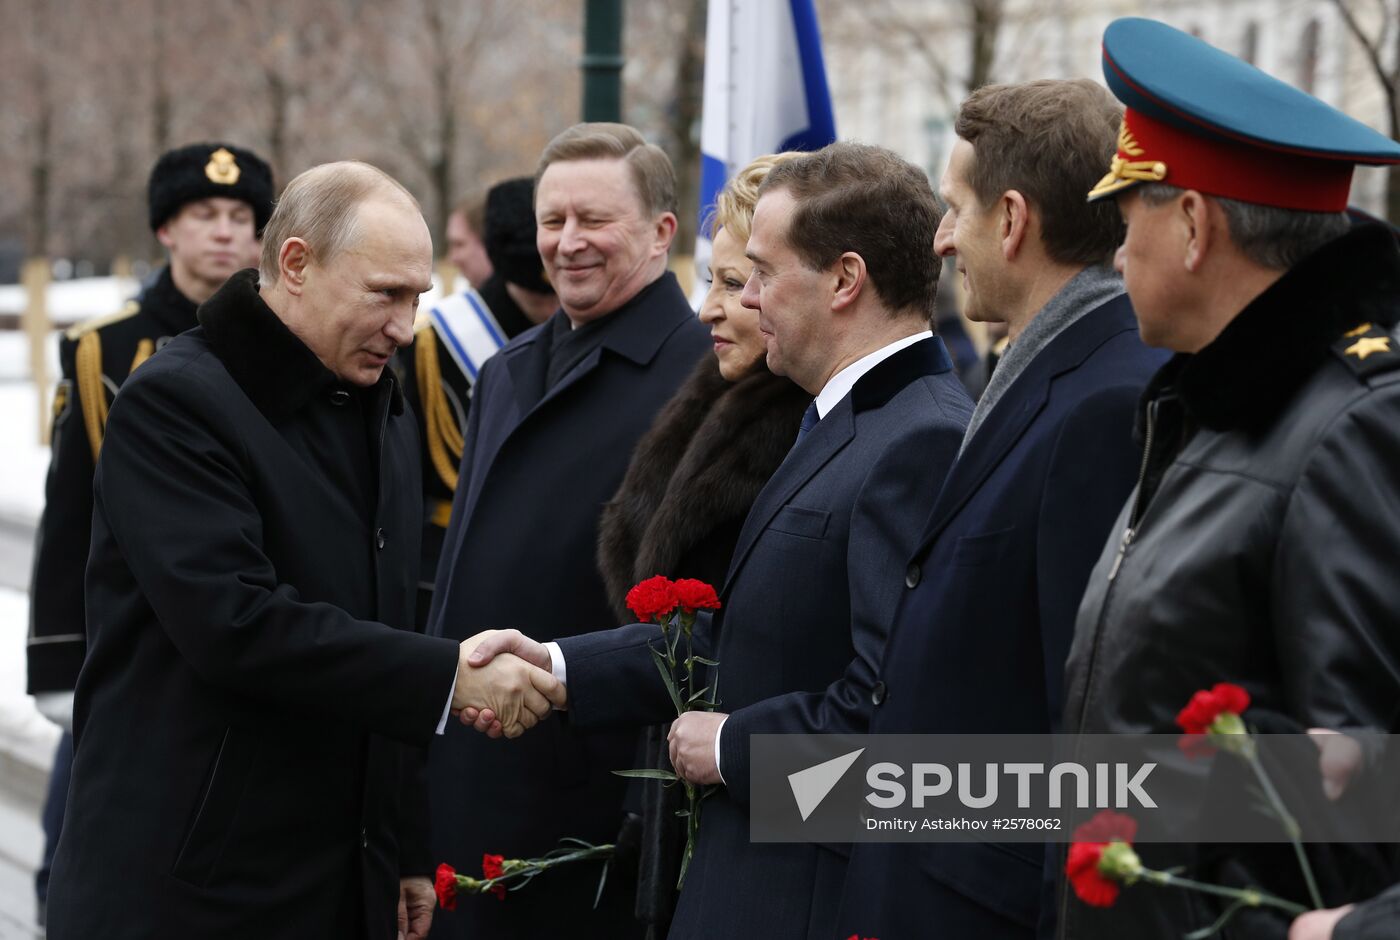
[148, 142, 275, 233]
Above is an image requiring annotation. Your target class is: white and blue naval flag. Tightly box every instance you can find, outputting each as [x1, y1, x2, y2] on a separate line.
[695, 0, 837, 291]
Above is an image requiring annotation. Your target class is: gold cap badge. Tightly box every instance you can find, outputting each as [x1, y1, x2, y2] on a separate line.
[1087, 119, 1169, 202]
[205, 148, 241, 185]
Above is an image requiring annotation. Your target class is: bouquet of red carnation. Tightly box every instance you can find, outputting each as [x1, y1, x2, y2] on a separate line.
[613, 575, 722, 887]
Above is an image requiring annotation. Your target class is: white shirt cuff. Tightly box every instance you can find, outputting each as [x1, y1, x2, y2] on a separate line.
[35, 690, 75, 734]
[435, 674, 457, 735]
[713, 715, 727, 785]
[544, 641, 566, 687]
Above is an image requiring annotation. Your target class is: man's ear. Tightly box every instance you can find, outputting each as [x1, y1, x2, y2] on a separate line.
[1000, 190, 1031, 261]
[155, 223, 176, 252]
[652, 212, 679, 257]
[279, 238, 312, 296]
[831, 252, 867, 312]
[1180, 190, 1213, 273]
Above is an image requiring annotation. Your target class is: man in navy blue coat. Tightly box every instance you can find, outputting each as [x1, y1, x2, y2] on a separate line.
[467, 142, 974, 938]
[424, 124, 711, 939]
[832, 80, 1169, 940]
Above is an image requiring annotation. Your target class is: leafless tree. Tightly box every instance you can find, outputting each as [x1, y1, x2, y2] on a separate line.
[1330, 0, 1400, 222]
[825, 0, 1006, 116]
[0, 0, 701, 270]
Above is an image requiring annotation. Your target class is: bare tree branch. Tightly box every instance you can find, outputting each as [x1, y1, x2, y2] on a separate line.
[1330, 0, 1398, 111]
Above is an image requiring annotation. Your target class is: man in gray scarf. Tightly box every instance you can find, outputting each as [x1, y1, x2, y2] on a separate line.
[830, 79, 1168, 939]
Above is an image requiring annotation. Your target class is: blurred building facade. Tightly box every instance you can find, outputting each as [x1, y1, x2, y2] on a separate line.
[819, 0, 1396, 215]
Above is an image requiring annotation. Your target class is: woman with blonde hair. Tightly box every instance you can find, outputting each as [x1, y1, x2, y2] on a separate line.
[597, 153, 810, 936]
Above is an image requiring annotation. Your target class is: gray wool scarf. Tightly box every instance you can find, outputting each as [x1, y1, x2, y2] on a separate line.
[960, 265, 1124, 455]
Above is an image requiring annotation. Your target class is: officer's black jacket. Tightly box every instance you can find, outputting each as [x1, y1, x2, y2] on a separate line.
[1061, 224, 1400, 939]
[28, 266, 196, 693]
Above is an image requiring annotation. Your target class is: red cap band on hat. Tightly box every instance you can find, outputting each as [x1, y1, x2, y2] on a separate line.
[1121, 108, 1353, 212]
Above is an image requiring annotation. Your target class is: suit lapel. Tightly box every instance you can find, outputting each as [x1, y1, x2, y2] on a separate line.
[722, 402, 855, 593]
[721, 336, 955, 592]
[503, 273, 693, 428]
[918, 371, 1051, 546]
[504, 328, 552, 420]
[531, 347, 606, 416]
[916, 296, 1136, 547]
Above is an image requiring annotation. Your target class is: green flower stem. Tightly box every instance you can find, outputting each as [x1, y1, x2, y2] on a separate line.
[678, 780, 698, 888]
[461, 844, 615, 896]
[647, 606, 712, 889]
[1244, 751, 1324, 910]
[681, 610, 696, 713]
[1139, 868, 1308, 917]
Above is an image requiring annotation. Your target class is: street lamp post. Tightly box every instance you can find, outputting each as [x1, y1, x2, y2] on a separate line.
[581, 0, 624, 122]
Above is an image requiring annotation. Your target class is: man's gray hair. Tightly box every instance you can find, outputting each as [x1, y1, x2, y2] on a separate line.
[259, 161, 421, 284]
[535, 123, 676, 217]
[1138, 183, 1348, 271]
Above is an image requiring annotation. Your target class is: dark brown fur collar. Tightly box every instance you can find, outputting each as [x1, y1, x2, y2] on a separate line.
[1144, 224, 1400, 433]
[597, 355, 810, 619]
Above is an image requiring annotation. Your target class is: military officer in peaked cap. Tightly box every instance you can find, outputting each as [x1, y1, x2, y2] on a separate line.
[27, 141, 272, 923]
[1060, 17, 1400, 940]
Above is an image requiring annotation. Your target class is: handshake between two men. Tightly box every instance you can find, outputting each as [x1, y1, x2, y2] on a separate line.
[448, 630, 726, 786]
[450, 630, 567, 738]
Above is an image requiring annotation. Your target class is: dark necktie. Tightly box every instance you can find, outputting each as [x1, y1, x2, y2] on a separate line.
[794, 401, 819, 445]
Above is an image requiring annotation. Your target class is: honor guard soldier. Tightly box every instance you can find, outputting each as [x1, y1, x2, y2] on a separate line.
[399, 176, 556, 627]
[26, 141, 272, 923]
[1061, 18, 1400, 940]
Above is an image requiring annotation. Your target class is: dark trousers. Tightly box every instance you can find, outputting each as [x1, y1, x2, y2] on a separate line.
[37, 731, 73, 905]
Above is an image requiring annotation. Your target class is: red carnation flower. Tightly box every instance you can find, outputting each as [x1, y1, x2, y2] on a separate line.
[673, 578, 721, 612]
[626, 576, 679, 622]
[435, 863, 459, 911]
[1066, 810, 1141, 908]
[481, 853, 507, 900]
[1175, 683, 1251, 757]
[1066, 842, 1119, 907]
[482, 854, 505, 880]
[1072, 808, 1138, 845]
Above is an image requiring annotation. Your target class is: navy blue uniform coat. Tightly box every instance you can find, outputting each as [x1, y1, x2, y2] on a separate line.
[557, 336, 974, 939]
[425, 273, 709, 939]
[833, 297, 1166, 940]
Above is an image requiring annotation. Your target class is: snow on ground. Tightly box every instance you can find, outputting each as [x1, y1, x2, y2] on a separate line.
[0, 333, 63, 772]
[0, 333, 55, 526]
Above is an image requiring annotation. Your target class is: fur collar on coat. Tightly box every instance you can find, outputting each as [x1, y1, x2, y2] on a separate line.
[597, 354, 809, 620]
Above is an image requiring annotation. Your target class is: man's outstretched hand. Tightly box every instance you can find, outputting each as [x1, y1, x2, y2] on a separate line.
[458, 630, 561, 737]
[453, 631, 564, 738]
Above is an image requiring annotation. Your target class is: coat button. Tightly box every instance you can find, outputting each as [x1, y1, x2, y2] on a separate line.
[871, 681, 887, 706]
[329, 389, 350, 406]
[360, 827, 368, 848]
[904, 563, 920, 589]
[375, 527, 386, 550]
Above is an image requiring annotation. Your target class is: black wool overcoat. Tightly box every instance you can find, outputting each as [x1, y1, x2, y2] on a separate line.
[47, 270, 460, 940]
[425, 272, 710, 940]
